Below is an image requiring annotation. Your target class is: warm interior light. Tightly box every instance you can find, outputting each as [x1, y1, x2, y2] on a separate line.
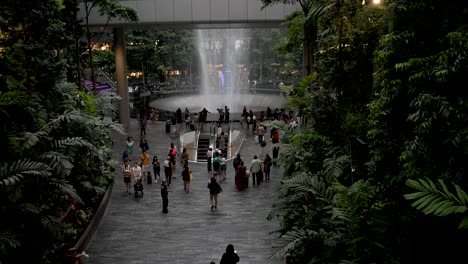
[373, 0, 381, 4]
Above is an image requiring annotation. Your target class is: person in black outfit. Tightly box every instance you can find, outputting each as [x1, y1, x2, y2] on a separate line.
[160, 178, 171, 213]
[176, 107, 182, 123]
[220, 244, 239, 264]
[224, 106, 230, 123]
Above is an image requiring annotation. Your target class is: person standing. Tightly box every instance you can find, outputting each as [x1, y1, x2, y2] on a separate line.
[176, 107, 182, 123]
[163, 156, 172, 185]
[181, 165, 191, 193]
[160, 178, 171, 213]
[207, 177, 223, 211]
[250, 155, 262, 186]
[220, 244, 239, 264]
[126, 136, 134, 161]
[121, 160, 132, 194]
[152, 155, 161, 183]
[224, 106, 230, 123]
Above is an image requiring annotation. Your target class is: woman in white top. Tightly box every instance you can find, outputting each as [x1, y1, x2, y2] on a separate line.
[126, 136, 134, 161]
[122, 160, 132, 193]
[132, 162, 142, 183]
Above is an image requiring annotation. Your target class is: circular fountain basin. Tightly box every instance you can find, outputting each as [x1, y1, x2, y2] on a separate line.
[149, 93, 285, 114]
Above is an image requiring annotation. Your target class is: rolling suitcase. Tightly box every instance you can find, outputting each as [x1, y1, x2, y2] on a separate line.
[147, 174, 152, 184]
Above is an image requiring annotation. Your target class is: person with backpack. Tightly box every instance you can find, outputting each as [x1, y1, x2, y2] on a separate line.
[212, 152, 222, 181]
[207, 177, 223, 211]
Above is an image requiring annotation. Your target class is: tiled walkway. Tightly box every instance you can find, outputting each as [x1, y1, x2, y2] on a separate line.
[84, 118, 284, 264]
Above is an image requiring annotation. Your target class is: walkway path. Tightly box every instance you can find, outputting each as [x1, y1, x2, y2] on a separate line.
[84, 118, 284, 264]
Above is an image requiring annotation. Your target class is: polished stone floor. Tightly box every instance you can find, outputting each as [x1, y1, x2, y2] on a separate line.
[83, 118, 285, 264]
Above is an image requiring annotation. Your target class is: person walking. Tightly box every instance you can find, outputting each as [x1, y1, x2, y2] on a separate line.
[121, 160, 132, 194]
[257, 124, 265, 145]
[220, 244, 239, 264]
[207, 177, 223, 211]
[168, 143, 177, 178]
[181, 165, 191, 193]
[152, 155, 161, 183]
[139, 137, 149, 152]
[140, 150, 151, 182]
[250, 155, 262, 186]
[212, 152, 222, 181]
[160, 178, 171, 213]
[126, 136, 134, 161]
[219, 153, 227, 182]
[207, 147, 213, 175]
[139, 118, 147, 137]
[235, 161, 247, 191]
[180, 147, 189, 168]
[163, 156, 172, 186]
[263, 154, 272, 181]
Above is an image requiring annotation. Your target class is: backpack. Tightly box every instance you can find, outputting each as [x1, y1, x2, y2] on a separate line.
[213, 158, 221, 171]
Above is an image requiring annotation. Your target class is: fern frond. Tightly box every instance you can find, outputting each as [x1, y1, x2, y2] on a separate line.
[51, 137, 97, 152]
[404, 178, 468, 228]
[40, 215, 64, 240]
[20, 131, 48, 150]
[0, 160, 51, 187]
[271, 229, 310, 260]
[48, 178, 83, 204]
[323, 151, 350, 178]
[0, 232, 21, 256]
[281, 173, 334, 202]
[39, 151, 74, 178]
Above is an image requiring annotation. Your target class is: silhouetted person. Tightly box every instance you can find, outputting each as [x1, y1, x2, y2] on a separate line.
[220, 244, 239, 264]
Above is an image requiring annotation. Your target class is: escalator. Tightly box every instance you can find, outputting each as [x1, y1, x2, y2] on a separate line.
[197, 134, 211, 162]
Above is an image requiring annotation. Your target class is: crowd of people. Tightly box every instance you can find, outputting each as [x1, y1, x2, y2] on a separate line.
[118, 104, 292, 263]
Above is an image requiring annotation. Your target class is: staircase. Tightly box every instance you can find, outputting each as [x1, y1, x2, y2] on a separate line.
[197, 134, 210, 162]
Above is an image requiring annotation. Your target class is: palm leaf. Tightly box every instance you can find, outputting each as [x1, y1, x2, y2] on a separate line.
[39, 151, 74, 178]
[48, 178, 83, 204]
[0, 232, 21, 256]
[0, 160, 51, 187]
[20, 131, 48, 150]
[323, 150, 350, 178]
[404, 178, 468, 229]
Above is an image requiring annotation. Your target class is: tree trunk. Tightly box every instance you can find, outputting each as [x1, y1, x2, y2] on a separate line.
[73, 1, 82, 91]
[303, 27, 314, 77]
[85, 3, 96, 91]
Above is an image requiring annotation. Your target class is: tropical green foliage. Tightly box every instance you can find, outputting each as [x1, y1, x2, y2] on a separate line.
[268, 0, 468, 263]
[405, 178, 468, 229]
[0, 0, 126, 262]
